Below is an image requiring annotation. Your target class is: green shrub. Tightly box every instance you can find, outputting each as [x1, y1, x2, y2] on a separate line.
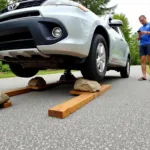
[0, 61, 11, 72]
[2, 65, 11, 72]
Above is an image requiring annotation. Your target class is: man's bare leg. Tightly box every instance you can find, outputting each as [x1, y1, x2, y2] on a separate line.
[141, 55, 147, 79]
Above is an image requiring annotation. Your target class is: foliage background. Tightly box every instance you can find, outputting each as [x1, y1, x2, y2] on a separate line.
[113, 13, 141, 65]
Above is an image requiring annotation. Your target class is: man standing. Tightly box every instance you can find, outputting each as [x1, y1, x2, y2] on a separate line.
[137, 15, 150, 81]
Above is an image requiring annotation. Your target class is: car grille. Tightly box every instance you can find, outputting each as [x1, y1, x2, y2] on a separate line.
[0, 11, 40, 23]
[0, 29, 36, 51]
[0, 40, 36, 50]
[0, 0, 46, 15]
[16, 0, 46, 9]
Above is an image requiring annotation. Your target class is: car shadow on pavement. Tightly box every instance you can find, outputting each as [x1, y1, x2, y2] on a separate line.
[102, 75, 123, 83]
[37, 75, 122, 107]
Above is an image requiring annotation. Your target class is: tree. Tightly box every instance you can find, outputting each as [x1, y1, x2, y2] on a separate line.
[9, 0, 17, 4]
[74, 0, 117, 15]
[0, 0, 8, 10]
[113, 13, 132, 44]
[0, 0, 17, 11]
[129, 33, 141, 65]
[113, 13, 141, 65]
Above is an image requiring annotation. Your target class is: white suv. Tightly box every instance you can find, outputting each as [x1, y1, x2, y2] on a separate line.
[0, 0, 130, 81]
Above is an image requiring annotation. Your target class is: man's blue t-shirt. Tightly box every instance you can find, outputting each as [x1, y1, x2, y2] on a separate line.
[139, 22, 150, 46]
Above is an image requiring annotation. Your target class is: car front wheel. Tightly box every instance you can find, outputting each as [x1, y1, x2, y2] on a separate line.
[81, 34, 108, 82]
[9, 63, 39, 78]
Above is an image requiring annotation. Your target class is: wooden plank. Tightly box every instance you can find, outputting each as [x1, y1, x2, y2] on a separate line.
[1, 80, 76, 97]
[48, 84, 111, 119]
[3, 101, 12, 108]
[26, 85, 48, 90]
[0, 79, 78, 109]
[4, 87, 32, 97]
[93, 85, 111, 98]
[26, 82, 63, 90]
[0, 101, 12, 108]
[48, 93, 94, 118]
[26, 80, 76, 90]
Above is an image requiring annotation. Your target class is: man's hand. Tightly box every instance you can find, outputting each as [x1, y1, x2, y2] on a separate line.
[137, 31, 149, 40]
[140, 31, 148, 35]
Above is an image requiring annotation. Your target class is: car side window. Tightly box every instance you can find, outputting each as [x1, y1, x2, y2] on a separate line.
[112, 26, 119, 34]
[118, 27, 125, 39]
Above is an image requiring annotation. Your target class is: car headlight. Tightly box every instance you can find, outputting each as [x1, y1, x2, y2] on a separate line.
[52, 27, 62, 38]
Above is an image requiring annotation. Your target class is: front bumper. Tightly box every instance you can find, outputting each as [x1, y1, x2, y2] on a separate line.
[0, 17, 68, 50]
[0, 5, 95, 59]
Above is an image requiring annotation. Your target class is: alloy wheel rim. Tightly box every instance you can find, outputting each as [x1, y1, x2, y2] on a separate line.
[96, 43, 106, 73]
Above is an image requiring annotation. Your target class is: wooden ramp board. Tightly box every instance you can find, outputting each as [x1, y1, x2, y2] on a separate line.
[26, 80, 76, 90]
[0, 80, 76, 107]
[4, 87, 32, 97]
[48, 84, 111, 119]
[3, 80, 76, 97]
[26, 81, 63, 90]
[0, 82, 59, 109]
[0, 101, 12, 108]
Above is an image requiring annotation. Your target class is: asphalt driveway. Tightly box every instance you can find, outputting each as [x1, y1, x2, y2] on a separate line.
[0, 66, 150, 150]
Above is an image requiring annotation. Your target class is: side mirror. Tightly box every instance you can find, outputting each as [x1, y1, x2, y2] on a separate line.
[109, 19, 123, 27]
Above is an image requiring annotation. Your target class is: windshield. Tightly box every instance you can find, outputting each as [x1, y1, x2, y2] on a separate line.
[43, 0, 78, 6]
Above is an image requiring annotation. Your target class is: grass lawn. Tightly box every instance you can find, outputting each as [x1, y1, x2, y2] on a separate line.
[0, 70, 65, 79]
[147, 65, 150, 75]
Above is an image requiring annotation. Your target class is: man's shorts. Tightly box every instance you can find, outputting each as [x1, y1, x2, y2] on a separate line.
[140, 44, 150, 56]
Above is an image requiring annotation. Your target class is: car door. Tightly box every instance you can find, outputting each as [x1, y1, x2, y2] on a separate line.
[117, 27, 129, 65]
[108, 26, 125, 65]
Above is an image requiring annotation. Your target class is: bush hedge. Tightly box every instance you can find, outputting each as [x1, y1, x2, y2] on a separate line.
[0, 61, 11, 72]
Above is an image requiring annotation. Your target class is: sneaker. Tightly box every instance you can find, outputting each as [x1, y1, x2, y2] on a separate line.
[138, 77, 147, 81]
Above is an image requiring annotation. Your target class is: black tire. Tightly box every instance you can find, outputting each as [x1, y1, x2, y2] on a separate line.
[120, 57, 130, 78]
[9, 63, 39, 78]
[81, 34, 108, 82]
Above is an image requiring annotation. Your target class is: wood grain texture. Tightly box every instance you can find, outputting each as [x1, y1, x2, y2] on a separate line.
[4, 87, 32, 97]
[2, 80, 76, 97]
[3, 101, 12, 108]
[48, 84, 111, 119]
[0, 101, 12, 108]
[27, 80, 76, 90]
[0, 79, 78, 109]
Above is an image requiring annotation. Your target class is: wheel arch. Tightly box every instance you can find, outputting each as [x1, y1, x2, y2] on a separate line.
[128, 53, 130, 59]
[93, 25, 110, 58]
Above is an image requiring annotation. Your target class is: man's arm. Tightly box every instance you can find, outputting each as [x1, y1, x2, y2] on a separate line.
[137, 34, 141, 40]
[137, 29, 141, 40]
[146, 31, 150, 35]
[137, 31, 141, 40]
